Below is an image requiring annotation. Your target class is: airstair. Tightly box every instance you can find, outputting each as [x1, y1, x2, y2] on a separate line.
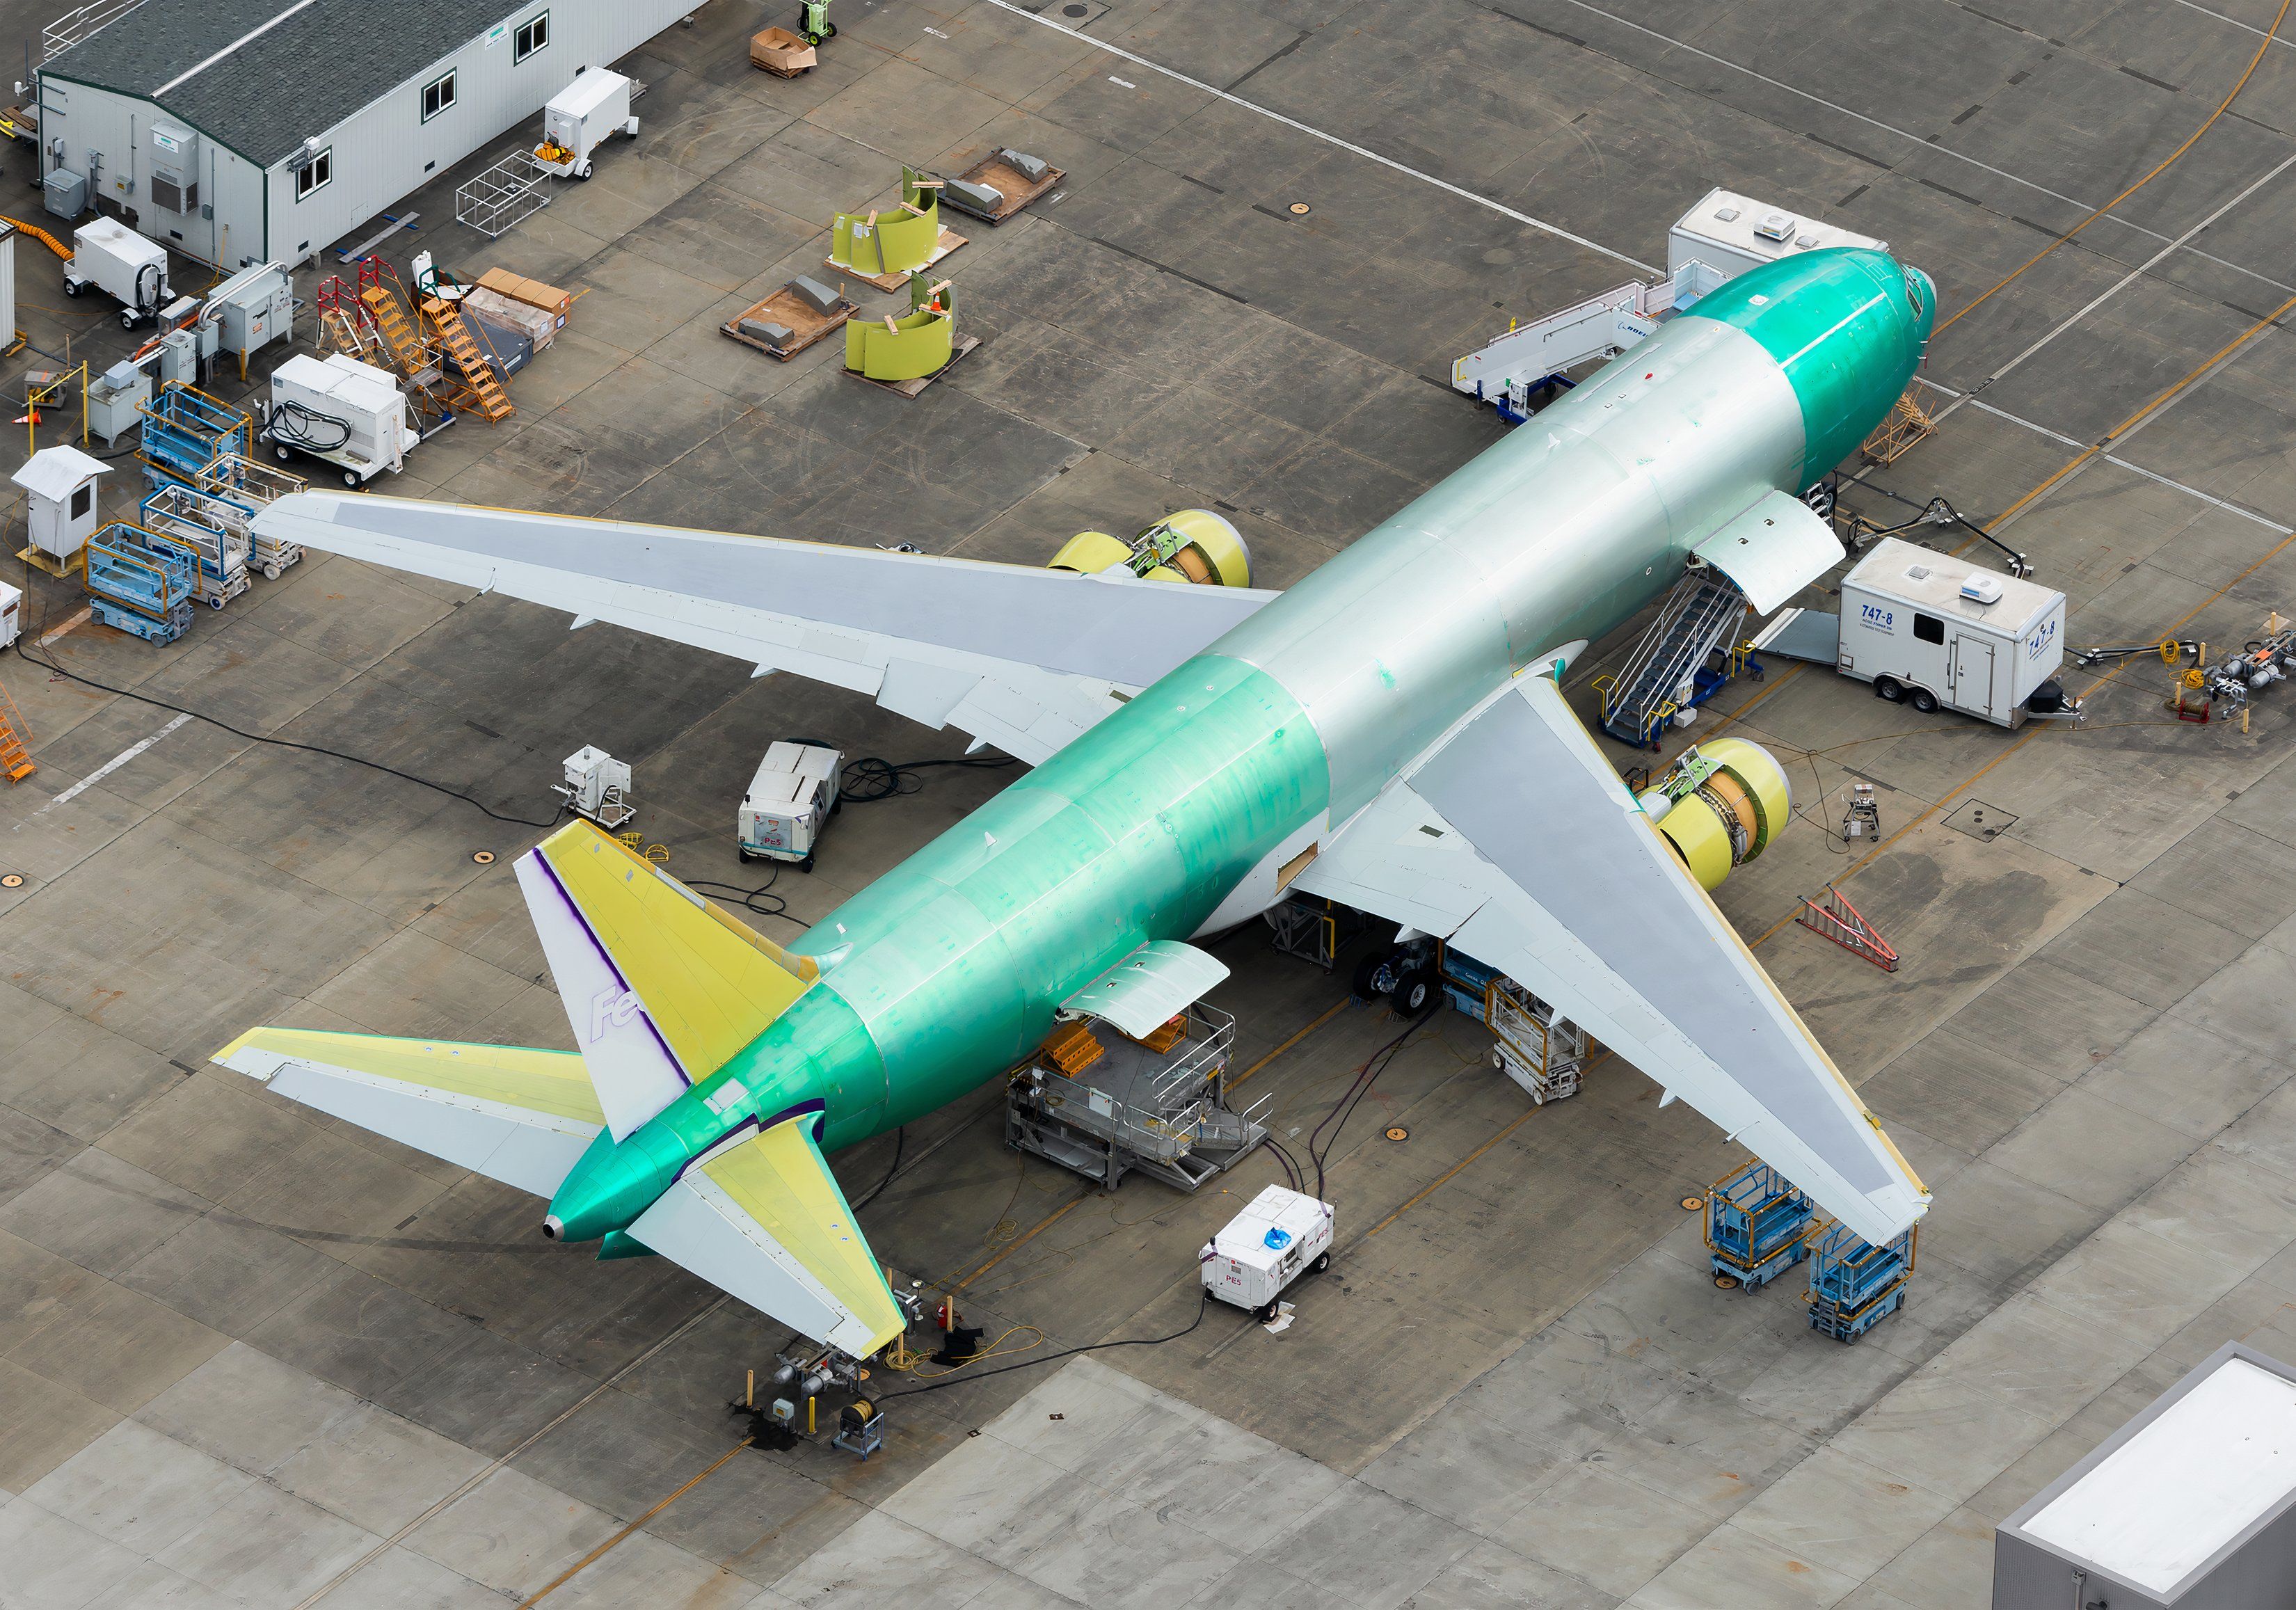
[422, 297, 515, 422]
[356, 264, 456, 422]
[1453, 260, 1727, 423]
[0, 680, 35, 783]
[1595, 566, 1751, 749]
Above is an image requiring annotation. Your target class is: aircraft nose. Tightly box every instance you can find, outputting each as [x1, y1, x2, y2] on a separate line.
[541, 1215, 563, 1241]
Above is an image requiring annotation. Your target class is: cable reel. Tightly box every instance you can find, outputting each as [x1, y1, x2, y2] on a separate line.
[1048, 507, 1253, 587]
[1636, 738, 1792, 892]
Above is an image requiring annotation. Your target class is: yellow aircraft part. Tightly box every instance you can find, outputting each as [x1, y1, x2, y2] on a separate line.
[538, 822, 812, 1081]
[701, 1116, 906, 1353]
[1157, 507, 1252, 587]
[1049, 531, 1131, 573]
[1699, 737, 1789, 857]
[210, 1027, 604, 1124]
[845, 304, 954, 381]
[1658, 796, 1735, 891]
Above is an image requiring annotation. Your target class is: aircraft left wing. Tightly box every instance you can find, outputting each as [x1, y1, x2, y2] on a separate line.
[629, 1110, 904, 1357]
[250, 494, 1279, 765]
[214, 1029, 604, 1198]
[1293, 672, 1928, 1245]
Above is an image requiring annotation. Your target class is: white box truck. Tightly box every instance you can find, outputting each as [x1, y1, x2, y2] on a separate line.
[1756, 536, 2079, 728]
[534, 69, 639, 180]
[1199, 1185, 1334, 1321]
[739, 742, 841, 869]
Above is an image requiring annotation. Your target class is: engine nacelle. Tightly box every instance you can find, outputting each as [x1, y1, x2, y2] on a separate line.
[1047, 508, 1252, 587]
[1638, 738, 1790, 892]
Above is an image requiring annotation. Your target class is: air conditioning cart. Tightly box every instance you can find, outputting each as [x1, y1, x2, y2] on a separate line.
[532, 70, 639, 180]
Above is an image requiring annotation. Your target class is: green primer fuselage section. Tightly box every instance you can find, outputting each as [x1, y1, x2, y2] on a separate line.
[545, 657, 1328, 1239]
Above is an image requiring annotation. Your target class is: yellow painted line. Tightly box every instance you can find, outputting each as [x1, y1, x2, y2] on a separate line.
[1229, 997, 1350, 1091]
[952, 1193, 1085, 1292]
[515, 1438, 754, 1608]
[1363, 1053, 1613, 1240]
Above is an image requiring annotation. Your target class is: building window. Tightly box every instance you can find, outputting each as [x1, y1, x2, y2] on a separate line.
[514, 11, 548, 61]
[1913, 612, 1945, 644]
[422, 69, 456, 121]
[294, 147, 332, 200]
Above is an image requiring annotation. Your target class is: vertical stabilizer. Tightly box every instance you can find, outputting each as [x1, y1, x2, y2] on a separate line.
[516, 823, 815, 1140]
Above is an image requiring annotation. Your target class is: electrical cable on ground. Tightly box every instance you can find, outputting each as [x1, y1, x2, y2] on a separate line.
[848, 1126, 904, 1211]
[780, 735, 1020, 804]
[13, 561, 566, 827]
[682, 876, 808, 928]
[903, 1321, 1049, 1378]
[877, 1289, 1216, 1401]
[1309, 1012, 1432, 1202]
[1934, 0, 2293, 337]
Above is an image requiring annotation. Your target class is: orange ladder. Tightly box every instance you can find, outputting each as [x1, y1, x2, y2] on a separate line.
[422, 297, 514, 422]
[0, 679, 35, 783]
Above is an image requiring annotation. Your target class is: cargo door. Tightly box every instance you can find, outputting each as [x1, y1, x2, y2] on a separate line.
[1951, 635, 1995, 717]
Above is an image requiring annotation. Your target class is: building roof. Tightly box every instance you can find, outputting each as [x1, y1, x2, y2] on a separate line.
[42, 0, 526, 166]
[13, 445, 110, 500]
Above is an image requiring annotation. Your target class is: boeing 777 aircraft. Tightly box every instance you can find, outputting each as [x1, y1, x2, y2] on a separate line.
[215, 248, 1934, 1359]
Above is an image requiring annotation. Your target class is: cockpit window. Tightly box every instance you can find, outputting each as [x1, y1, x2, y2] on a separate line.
[1906, 276, 1926, 317]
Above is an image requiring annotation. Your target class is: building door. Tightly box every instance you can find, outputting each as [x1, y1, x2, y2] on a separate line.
[1951, 635, 1994, 717]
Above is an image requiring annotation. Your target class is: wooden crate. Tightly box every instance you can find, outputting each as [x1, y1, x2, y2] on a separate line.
[720, 282, 856, 360]
[942, 151, 1066, 224]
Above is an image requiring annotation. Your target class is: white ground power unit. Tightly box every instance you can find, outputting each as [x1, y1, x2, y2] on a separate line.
[263, 354, 416, 487]
[555, 746, 634, 830]
[534, 70, 639, 180]
[1758, 536, 2076, 729]
[63, 218, 173, 327]
[739, 742, 840, 870]
[0, 580, 21, 651]
[1199, 1186, 1334, 1321]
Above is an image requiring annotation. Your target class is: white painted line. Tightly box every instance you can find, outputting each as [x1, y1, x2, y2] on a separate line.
[1107, 74, 1135, 87]
[1549, 0, 2296, 298]
[1930, 148, 2296, 431]
[36, 604, 90, 646]
[985, 0, 1658, 273]
[2171, 0, 2296, 48]
[31, 713, 193, 817]
[924, 25, 950, 37]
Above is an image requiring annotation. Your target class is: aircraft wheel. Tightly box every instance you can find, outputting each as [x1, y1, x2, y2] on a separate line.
[1874, 676, 1904, 703]
[1392, 968, 1436, 1018]
[1350, 948, 1393, 1003]
[1910, 685, 1940, 715]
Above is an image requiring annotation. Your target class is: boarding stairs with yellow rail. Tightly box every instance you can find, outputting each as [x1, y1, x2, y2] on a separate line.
[421, 297, 514, 422]
[1596, 568, 1751, 749]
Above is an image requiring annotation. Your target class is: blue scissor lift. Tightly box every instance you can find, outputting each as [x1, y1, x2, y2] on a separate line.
[83, 523, 197, 644]
[1705, 1160, 1813, 1290]
[139, 382, 253, 495]
[1806, 1220, 1916, 1343]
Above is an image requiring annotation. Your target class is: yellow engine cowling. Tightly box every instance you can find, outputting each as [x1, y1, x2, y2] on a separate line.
[1650, 738, 1791, 892]
[1047, 531, 1133, 575]
[1046, 509, 1252, 587]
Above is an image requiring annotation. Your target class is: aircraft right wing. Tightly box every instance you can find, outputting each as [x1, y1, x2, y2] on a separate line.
[250, 493, 1279, 765]
[1294, 670, 1929, 1245]
[629, 1109, 905, 1358]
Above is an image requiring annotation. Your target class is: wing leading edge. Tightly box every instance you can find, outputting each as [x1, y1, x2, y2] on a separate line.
[250, 493, 1278, 765]
[1296, 672, 1927, 1245]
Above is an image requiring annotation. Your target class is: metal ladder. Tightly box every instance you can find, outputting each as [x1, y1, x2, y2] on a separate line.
[422, 297, 515, 422]
[358, 276, 454, 422]
[0, 680, 35, 783]
[1597, 568, 1750, 748]
[314, 276, 387, 366]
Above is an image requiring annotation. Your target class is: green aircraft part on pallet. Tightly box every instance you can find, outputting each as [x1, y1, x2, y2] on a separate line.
[845, 276, 955, 381]
[829, 166, 941, 280]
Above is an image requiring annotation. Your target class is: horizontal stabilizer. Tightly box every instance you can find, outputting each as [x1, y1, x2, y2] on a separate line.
[629, 1111, 904, 1357]
[518, 822, 814, 1141]
[214, 1028, 603, 1199]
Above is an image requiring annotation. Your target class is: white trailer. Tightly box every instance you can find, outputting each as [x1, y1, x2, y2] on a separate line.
[261, 354, 416, 487]
[1758, 536, 2078, 728]
[63, 218, 173, 327]
[533, 70, 639, 180]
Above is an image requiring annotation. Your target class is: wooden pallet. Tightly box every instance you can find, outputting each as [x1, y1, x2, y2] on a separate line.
[846, 333, 980, 399]
[828, 226, 967, 293]
[941, 152, 1066, 224]
[720, 282, 856, 360]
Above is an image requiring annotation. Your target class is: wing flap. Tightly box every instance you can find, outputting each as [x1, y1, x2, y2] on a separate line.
[213, 1028, 603, 1198]
[628, 1114, 903, 1357]
[1303, 673, 1927, 1244]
